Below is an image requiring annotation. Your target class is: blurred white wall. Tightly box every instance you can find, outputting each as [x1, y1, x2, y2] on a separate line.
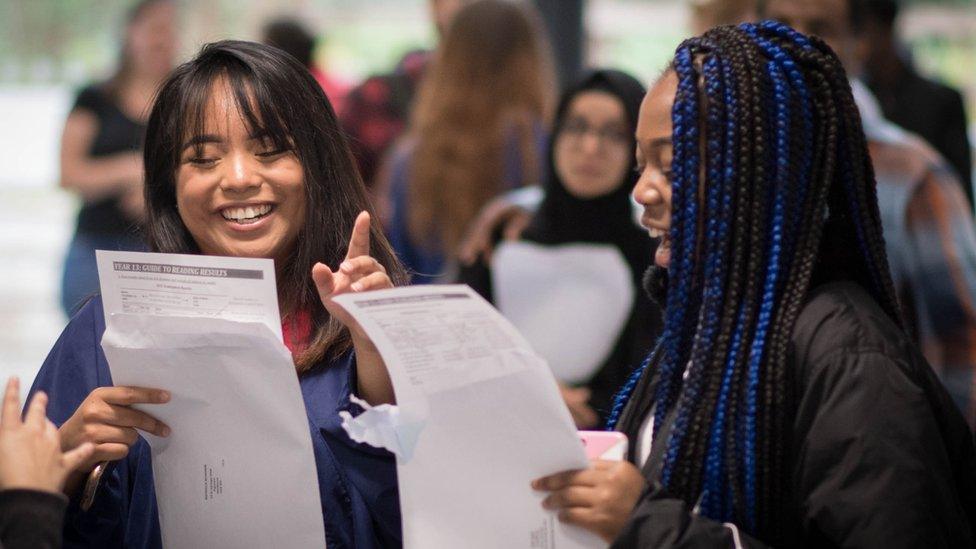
[0, 86, 75, 401]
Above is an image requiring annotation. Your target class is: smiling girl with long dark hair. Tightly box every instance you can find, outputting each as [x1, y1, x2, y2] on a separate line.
[32, 41, 407, 548]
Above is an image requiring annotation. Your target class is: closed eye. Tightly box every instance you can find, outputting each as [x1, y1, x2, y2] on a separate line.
[187, 157, 217, 167]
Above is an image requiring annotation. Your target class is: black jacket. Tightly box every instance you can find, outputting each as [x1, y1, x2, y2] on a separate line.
[0, 489, 67, 549]
[612, 282, 976, 548]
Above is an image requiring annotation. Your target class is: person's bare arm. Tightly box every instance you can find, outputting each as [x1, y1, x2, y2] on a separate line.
[59, 109, 143, 203]
[458, 196, 532, 266]
[313, 212, 396, 406]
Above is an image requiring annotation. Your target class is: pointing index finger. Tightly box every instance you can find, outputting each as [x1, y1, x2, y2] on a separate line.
[345, 211, 371, 260]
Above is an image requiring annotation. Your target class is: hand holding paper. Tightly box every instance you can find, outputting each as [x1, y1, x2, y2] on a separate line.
[59, 386, 171, 470]
[333, 285, 611, 548]
[533, 459, 647, 543]
[57, 385, 171, 495]
[96, 250, 326, 549]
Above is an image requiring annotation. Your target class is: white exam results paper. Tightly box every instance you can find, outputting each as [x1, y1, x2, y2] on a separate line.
[95, 250, 325, 549]
[332, 285, 605, 549]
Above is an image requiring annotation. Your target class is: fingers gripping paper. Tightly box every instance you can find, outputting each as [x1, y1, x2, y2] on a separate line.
[333, 285, 607, 549]
[95, 250, 326, 549]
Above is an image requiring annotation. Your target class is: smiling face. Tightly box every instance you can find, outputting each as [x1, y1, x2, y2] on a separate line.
[175, 79, 306, 264]
[633, 72, 677, 269]
[554, 90, 633, 199]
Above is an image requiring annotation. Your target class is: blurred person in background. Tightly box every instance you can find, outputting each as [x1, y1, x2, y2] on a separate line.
[382, 0, 555, 283]
[458, 69, 661, 429]
[340, 0, 472, 193]
[764, 0, 976, 428]
[58, 0, 176, 317]
[0, 377, 93, 549]
[455, 0, 759, 267]
[860, 0, 973, 207]
[261, 18, 350, 115]
[687, 0, 756, 34]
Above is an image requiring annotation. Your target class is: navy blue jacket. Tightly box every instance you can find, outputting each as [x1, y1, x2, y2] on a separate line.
[29, 297, 402, 548]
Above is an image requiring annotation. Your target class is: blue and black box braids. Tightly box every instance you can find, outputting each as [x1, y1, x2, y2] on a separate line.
[606, 21, 902, 543]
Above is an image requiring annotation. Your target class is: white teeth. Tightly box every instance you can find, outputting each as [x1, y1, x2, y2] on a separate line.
[649, 227, 663, 238]
[221, 204, 272, 221]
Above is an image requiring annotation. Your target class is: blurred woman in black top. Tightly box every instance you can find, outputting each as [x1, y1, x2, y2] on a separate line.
[58, 0, 175, 315]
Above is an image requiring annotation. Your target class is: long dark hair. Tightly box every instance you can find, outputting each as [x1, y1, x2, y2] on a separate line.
[407, 0, 555, 256]
[143, 40, 408, 373]
[607, 22, 901, 543]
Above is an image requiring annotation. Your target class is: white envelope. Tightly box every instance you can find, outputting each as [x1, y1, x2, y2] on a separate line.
[96, 250, 326, 549]
[492, 241, 635, 384]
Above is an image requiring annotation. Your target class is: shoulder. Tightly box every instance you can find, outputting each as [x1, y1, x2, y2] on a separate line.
[55, 295, 106, 353]
[72, 84, 111, 114]
[910, 72, 964, 107]
[869, 131, 942, 188]
[788, 282, 955, 436]
[788, 284, 976, 545]
[31, 296, 109, 424]
[791, 282, 919, 382]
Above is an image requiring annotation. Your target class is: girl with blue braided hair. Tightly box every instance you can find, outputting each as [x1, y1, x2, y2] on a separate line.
[533, 22, 976, 547]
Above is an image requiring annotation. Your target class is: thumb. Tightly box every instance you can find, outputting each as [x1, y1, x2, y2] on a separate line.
[312, 262, 336, 298]
[62, 442, 95, 473]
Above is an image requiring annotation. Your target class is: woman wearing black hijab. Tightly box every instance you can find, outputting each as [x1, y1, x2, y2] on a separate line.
[459, 69, 662, 428]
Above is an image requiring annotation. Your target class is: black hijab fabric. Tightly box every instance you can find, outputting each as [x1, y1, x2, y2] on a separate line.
[520, 69, 654, 285]
[510, 69, 662, 423]
[456, 70, 661, 423]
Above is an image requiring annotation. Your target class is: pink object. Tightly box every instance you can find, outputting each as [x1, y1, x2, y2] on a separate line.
[311, 67, 351, 115]
[579, 431, 628, 461]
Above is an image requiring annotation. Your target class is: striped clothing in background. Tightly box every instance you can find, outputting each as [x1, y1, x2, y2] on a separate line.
[866, 108, 976, 429]
[855, 80, 976, 428]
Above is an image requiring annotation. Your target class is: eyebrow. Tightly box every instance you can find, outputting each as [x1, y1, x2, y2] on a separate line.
[181, 134, 222, 151]
[180, 130, 274, 152]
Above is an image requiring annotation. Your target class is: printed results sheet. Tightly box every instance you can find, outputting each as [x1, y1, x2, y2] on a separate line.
[333, 285, 605, 549]
[95, 250, 325, 549]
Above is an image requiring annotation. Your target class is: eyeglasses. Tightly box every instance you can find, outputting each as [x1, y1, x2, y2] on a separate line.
[558, 118, 630, 148]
